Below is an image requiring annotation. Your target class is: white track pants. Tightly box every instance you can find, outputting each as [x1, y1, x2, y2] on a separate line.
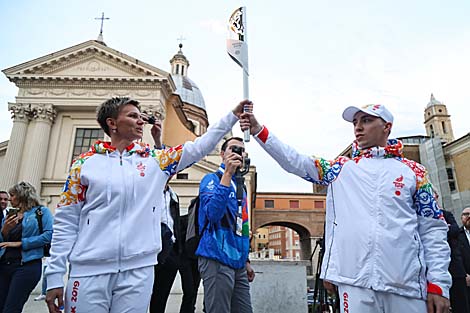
[64, 266, 154, 313]
[337, 284, 427, 313]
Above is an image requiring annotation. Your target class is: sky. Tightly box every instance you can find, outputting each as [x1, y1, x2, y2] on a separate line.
[0, 0, 469, 192]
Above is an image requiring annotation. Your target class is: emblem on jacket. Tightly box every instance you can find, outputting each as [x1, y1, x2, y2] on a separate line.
[207, 179, 215, 190]
[393, 175, 405, 196]
[136, 162, 146, 177]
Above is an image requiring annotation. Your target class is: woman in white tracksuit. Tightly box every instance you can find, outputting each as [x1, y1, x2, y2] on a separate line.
[45, 97, 249, 313]
[240, 103, 451, 313]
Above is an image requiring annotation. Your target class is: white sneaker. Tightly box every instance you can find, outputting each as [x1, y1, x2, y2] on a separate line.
[34, 294, 46, 301]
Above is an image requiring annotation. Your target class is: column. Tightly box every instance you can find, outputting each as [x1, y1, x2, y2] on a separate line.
[0, 103, 31, 190]
[19, 103, 56, 194]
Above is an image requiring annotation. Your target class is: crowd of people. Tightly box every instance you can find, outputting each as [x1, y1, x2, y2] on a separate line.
[0, 96, 469, 313]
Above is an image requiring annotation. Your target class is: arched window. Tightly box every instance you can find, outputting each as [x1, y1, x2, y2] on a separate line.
[442, 121, 447, 134]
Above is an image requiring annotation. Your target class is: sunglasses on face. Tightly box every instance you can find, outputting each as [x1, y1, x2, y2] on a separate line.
[462, 213, 470, 217]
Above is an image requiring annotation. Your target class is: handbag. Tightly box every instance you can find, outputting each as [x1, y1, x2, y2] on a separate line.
[35, 207, 51, 257]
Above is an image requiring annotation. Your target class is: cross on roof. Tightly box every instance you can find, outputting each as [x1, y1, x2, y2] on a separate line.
[95, 12, 110, 41]
[177, 36, 186, 50]
[177, 36, 186, 45]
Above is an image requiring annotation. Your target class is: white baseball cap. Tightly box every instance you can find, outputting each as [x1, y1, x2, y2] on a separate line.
[342, 104, 394, 123]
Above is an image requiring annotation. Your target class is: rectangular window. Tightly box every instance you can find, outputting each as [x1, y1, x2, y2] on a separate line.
[264, 200, 274, 208]
[289, 200, 299, 209]
[446, 168, 454, 180]
[449, 181, 456, 192]
[314, 200, 324, 209]
[72, 128, 104, 162]
[176, 173, 189, 180]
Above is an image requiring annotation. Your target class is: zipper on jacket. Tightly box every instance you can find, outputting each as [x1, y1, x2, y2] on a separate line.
[369, 159, 381, 288]
[324, 185, 337, 277]
[415, 234, 424, 298]
[118, 156, 125, 271]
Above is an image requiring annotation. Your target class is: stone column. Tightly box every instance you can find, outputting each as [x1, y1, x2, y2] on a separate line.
[19, 103, 56, 193]
[0, 103, 32, 190]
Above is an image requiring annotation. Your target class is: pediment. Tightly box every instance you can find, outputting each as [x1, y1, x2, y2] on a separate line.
[3, 40, 170, 81]
[46, 56, 139, 77]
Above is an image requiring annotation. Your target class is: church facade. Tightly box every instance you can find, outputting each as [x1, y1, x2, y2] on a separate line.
[0, 39, 256, 213]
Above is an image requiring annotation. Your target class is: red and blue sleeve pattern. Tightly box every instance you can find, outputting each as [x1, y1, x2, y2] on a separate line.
[402, 158, 444, 220]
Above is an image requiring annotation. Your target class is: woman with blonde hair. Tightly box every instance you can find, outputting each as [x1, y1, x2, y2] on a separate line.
[0, 181, 53, 313]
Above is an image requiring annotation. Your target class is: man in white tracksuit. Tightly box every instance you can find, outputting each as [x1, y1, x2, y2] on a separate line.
[240, 103, 451, 313]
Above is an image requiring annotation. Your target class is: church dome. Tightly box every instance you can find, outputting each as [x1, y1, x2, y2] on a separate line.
[426, 93, 443, 108]
[170, 44, 206, 110]
[172, 74, 206, 110]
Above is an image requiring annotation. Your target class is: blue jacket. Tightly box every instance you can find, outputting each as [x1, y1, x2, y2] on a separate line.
[196, 164, 250, 269]
[0, 206, 53, 263]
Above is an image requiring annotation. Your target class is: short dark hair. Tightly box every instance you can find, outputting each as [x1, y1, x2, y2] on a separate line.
[221, 137, 243, 152]
[0, 191, 8, 197]
[96, 97, 140, 136]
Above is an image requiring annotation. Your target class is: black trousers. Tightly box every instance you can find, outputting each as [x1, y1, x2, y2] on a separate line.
[150, 247, 200, 313]
[0, 259, 42, 313]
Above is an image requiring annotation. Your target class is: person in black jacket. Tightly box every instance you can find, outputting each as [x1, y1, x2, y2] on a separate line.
[459, 207, 470, 311]
[443, 209, 469, 313]
[149, 185, 200, 313]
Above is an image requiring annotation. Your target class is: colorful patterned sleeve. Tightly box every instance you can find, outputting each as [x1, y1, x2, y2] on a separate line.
[152, 145, 184, 176]
[57, 152, 91, 208]
[312, 157, 349, 185]
[402, 159, 444, 220]
[47, 152, 93, 290]
[403, 159, 451, 299]
[255, 126, 348, 186]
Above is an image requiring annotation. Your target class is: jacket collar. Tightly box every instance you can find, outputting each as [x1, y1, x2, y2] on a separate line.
[352, 139, 403, 159]
[90, 140, 152, 156]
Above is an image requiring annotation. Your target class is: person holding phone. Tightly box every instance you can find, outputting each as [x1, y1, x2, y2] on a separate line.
[0, 181, 53, 313]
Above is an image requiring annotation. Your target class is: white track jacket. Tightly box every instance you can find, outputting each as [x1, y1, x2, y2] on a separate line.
[255, 126, 451, 300]
[46, 112, 238, 290]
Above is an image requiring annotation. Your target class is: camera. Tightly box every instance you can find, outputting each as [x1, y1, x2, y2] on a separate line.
[231, 145, 250, 176]
[6, 208, 19, 217]
[146, 116, 156, 125]
[231, 146, 244, 156]
[141, 112, 157, 125]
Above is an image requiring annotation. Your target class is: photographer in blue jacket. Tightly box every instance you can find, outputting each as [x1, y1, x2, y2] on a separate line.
[196, 137, 255, 313]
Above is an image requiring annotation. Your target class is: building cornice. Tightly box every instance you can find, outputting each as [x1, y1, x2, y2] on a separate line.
[444, 133, 470, 155]
[3, 40, 170, 78]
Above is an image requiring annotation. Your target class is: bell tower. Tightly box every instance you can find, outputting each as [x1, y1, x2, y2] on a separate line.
[170, 43, 189, 77]
[424, 94, 454, 143]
